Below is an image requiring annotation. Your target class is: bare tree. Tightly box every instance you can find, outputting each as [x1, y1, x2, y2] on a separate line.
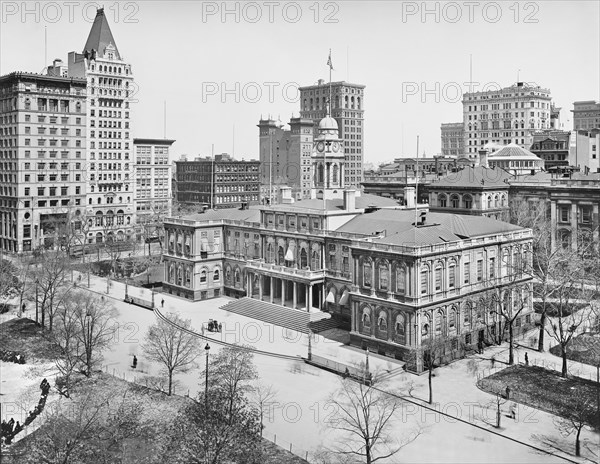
[30, 250, 71, 330]
[326, 374, 420, 464]
[142, 313, 201, 395]
[201, 344, 258, 422]
[138, 205, 170, 257]
[21, 387, 145, 464]
[160, 387, 263, 464]
[544, 275, 592, 377]
[534, 397, 597, 459]
[414, 336, 447, 405]
[249, 382, 277, 437]
[67, 290, 117, 377]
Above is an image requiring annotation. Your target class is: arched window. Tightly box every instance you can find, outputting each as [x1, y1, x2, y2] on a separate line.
[378, 311, 387, 330]
[449, 307, 456, 329]
[300, 248, 308, 268]
[332, 164, 339, 184]
[487, 196, 492, 209]
[200, 270, 207, 283]
[363, 261, 372, 288]
[177, 266, 183, 286]
[235, 268, 241, 285]
[420, 268, 429, 294]
[267, 243, 275, 263]
[379, 263, 389, 290]
[435, 310, 444, 334]
[463, 195, 472, 209]
[395, 264, 406, 294]
[464, 303, 471, 326]
[278, 246, 285, 265]
[213, 269, 220, 281]
[450, 195, 459, 208]
[362, 308, 371, 327]
[439, 194, 447, 208]
[494, 195, 499, 207]
[311, 250, 320, 270]
[185, 268, 191, 287]
[395, 314, 405, 335]
[422, 317, 430, 336]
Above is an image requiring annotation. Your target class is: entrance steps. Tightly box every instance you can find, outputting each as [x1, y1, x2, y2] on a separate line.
[220, 297, 331, 334]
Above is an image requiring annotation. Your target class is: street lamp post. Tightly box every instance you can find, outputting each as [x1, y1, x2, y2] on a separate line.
[365, 347, 370, 385]
[307, 329, 313, 361]
[151, 289, 155, 308]
[125, 278, 129, 300]
[204, 343, 210, 407]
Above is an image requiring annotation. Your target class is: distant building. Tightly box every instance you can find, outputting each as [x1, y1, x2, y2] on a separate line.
[0, 72, 87, 253]
[133, 138, 175, 241]
[463, 82, 556, 157]
[175, 154, 260, 209]
[299, 80, 365, 189]
[427, 152, 513, 220]
[570, 130, 600, 174]
[486, 144, 545, 175]
[530, 130, 570, 171]
[257, 117, 313, 201]
[441, 122, 464, 156]
[572, 101, 600, 131]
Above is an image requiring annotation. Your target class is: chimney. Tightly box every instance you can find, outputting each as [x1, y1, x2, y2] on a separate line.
[343, 189, 356, 212]
[403, 186, 416, 208]
[279, 186, 294, 204]
[478, 149, 489, 168]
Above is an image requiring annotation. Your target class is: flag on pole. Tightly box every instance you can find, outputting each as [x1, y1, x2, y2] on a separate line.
[327, 50, 334, 70]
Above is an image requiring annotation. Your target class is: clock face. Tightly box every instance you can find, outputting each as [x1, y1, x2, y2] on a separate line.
[316, 141, 325, 152]
[332, 142, 340, 153]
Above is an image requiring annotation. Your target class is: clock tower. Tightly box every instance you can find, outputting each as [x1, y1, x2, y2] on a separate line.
[311, 113, 345, 200]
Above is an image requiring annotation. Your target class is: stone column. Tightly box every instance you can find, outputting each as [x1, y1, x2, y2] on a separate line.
[318, 284, 323, 310]
[270, 276, 274, 304]
[247, 273, 252, 298]
[570, 202, 577, 251]
[308, 284, 313, 312]
[293, 282, 297, 309]
[281, 279, 286, 306]
[259, 274, 263, 301]
[550, 201, 557, 250]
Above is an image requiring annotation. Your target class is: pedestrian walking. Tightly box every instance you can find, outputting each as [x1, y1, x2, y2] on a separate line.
[509, 403, 517, 420]
[524, 352, 529, 366]
[22, 303, 26, 313]
[132, 355, 138, 369]
[491, 356, 496, 368]
[161, 298, 164, 308]
[505, 385, 511, 400]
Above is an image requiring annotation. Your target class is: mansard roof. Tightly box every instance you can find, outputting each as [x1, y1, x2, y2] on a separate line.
[429, 166, 512, 189]
[336, 209, 524, 246]
[83, 8, 121, 60]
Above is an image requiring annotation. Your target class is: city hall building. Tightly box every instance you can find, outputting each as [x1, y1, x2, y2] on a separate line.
[163, 114, 534, 372]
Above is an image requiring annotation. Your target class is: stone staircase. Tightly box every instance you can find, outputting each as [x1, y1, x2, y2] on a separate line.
[220, 297, 330, 334]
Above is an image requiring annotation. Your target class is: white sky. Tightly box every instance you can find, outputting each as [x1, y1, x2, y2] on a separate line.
[1, 1, 599, 165]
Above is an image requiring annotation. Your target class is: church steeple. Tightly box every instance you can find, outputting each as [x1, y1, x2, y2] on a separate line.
[83, 8, 121, 60]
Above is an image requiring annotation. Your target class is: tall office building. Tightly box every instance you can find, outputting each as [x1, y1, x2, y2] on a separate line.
[462, 82, 555, 157]
[133, 138, 175, 233]
[440, 122, 464, 156]
[68, 7, 135, 244]
[299, 80, 365, 189]
[572, 101, 600, 131]
[257, 117, 313, 201]
[0, 72, 87, 253]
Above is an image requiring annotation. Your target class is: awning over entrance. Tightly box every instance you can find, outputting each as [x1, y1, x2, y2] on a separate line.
[339, 289, 349, 305]
[285, 247, 294, 261]
[325, 290, 335, 303]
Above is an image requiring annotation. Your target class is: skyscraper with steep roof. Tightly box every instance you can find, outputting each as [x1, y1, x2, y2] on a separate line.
[68, 8, 136, 245]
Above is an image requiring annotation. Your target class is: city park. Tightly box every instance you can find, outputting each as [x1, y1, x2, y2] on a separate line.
[0, 245, 598, 463]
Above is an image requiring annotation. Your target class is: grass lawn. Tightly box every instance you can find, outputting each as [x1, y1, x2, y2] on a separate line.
[0, 317, 60, 363]
[478, 365, 599, 429]
[549, 333, 600, 368]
